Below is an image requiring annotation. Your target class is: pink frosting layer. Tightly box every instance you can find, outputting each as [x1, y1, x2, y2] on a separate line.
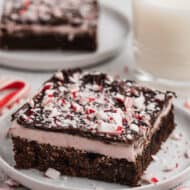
[9, 101, 172, 162]
[10, 122, 139, 161]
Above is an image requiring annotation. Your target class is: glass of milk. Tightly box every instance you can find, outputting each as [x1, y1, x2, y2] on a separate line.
[132, 0, 190, 95]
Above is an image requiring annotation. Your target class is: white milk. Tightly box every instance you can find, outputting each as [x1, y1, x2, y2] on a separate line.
[133, 0, 190, 81]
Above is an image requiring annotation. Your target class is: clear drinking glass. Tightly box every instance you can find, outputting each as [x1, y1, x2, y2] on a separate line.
[132, 0, 190, 96]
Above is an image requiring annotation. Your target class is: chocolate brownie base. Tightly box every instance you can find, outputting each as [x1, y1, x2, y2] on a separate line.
[0, 33, 97, 51]
[11, 107, 175, 186]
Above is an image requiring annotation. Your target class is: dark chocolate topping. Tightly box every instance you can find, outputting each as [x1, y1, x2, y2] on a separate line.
[12, 69, 175, 144]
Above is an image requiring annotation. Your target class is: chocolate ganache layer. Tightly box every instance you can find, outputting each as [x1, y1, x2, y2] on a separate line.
[12, 69, 175, 144]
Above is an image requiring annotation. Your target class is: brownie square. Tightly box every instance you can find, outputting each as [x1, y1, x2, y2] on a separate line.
[9, 69, 176, 186]
[0, 0, 99, 51]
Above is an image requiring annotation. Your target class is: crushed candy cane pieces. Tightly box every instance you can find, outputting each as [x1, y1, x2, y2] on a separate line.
[151, 177, 159, 183]
[184, 100, 190, 110]
[141, 173, 159, 184]
[152, 155, 159, 162]
[170, 132, 182, 141]
[163, 162, 179, 172]
[45, 168, 61, 179]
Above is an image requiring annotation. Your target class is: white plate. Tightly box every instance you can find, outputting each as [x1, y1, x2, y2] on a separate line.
[0, 104, 190, 190]
[0, 2, 129, 71]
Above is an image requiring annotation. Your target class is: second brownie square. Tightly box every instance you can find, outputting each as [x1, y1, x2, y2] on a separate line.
[0, 0, 99, 51]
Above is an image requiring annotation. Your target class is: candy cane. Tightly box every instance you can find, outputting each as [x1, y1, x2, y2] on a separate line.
[0, 79, 30, 111]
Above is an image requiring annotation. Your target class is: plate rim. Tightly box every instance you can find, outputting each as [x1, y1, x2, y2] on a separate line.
[0, 103, 190, 190]
[0, 2, 130, 71]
